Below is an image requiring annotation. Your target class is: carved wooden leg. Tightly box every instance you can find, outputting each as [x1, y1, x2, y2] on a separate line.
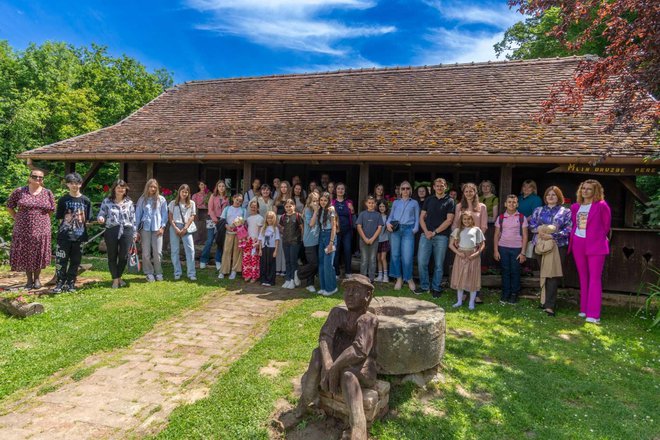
[295, 348, 322, 417]
[341, 370, 367, 440]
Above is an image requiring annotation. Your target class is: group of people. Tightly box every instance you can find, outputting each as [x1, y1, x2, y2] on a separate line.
[6, 170, 611, 323]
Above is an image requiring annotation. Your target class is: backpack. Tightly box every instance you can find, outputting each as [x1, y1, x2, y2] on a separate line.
[498, 213, 525, 237]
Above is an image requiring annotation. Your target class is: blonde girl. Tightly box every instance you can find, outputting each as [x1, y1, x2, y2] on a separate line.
[241, 199, 264, 282]
[135, 178, 168, 282]
[449, 212, 486, 310]
[258, 211, 280, 286]
[168, 184, 197, 281]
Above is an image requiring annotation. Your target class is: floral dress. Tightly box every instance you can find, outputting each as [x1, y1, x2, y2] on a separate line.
[7, 186, 56, 271]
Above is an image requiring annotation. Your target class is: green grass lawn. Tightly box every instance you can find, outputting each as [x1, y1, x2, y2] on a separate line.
[0, 257, 224, 402]
[156, 287, 660, 440]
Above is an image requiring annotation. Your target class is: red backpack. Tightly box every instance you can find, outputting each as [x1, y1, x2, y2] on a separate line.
[498, 213, 525, 237]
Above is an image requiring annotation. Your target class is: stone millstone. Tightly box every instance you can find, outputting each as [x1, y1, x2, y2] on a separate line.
[368, 296, 445, 375]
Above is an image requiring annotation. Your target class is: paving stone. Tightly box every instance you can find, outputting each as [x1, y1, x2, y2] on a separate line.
[0, 287, 300, 439]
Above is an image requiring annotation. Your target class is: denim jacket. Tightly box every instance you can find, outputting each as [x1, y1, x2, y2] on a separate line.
[135, 195, 168, 232]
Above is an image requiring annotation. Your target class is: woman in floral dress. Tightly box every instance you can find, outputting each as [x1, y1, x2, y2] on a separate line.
[6, 169, 56, 289]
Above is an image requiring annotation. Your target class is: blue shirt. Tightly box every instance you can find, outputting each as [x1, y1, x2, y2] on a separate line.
[387, 198, 420, 233]
[518, 193, 543, 218]
[135, 195, 168, 231]
[302, 207, 320, 247]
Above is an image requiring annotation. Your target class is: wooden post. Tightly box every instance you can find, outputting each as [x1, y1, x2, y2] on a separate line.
[499, 165, 513, 212]
[358, 162, 369, 207]
[624, 191, 635, 227]
[243, 161, 252, 195]
[119, 162, 127, 182]
[64, 162, 76, 175]
[146, 162, 154, 180]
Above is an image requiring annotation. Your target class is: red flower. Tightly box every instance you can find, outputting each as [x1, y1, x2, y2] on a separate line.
[162, 188, 173, 196]
[103, 184, 110, 192]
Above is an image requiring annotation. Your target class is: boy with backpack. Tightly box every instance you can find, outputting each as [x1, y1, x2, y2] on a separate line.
[53, 173, 93, 293]
[493, 194, 528, 304]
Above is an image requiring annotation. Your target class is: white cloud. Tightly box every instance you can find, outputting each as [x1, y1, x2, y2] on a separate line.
[416, 1, 524, 64]
[185, 0, 395, 55]
[284, 54, 382, 73]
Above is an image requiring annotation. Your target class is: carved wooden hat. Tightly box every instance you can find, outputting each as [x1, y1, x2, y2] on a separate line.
[342, 274, 374, 294]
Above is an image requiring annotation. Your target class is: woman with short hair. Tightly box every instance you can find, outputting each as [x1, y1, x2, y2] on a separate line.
[386, 181, 420, 291]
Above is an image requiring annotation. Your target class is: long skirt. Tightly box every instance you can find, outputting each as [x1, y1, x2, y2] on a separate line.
[450, 249, 481, 292]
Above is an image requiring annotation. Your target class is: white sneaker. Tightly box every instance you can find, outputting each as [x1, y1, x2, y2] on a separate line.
[578, 312, 586, 318]
[286, 281, 296, 290]
[155, 274, 164, 281]
[294, 271, 301, 286]
[585, 317, 601, 324]
[282, 280, 292, 288]
[174, 275, 181, 280]
[306, 285, 317, 293]
[200, 262, 207, 269]
[452, 302, 462, 308]
[218, 273, 225, 279]
[323, 288, 338, 296]
[261, 282, 271, 286]
[146, 274, 155, 283]
[215, 262, 221, 270]
[374, 274, 383, 282]
[189, 276, 197, 281]
[317, 289, 327, 295]
[393, 278, 403, 290]
[229, 271, 237, 280]
[382, 274, 389, 283]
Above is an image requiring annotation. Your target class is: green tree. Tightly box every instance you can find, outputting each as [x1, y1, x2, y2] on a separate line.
[0, 41, 173, 202]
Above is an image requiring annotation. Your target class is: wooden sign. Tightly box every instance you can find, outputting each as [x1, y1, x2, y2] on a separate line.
[549, 163, 658, 176]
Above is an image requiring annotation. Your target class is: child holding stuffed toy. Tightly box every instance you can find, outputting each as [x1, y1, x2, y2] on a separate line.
[240, 199, 264, 282]
[219, 194, 246, 280]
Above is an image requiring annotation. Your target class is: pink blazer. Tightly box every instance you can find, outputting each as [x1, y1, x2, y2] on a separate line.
[569, 200, 611, 255]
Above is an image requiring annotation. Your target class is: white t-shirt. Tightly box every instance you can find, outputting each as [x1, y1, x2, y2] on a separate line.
[575, 203, 591, 238]
[259, 225, 281, 248]
[247, 214, 265, 239]
[451, 226, 485, 250]
[168, 201, 197, 224]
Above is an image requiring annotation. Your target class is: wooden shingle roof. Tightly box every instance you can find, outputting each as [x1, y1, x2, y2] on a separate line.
[21, 56, 656, 164]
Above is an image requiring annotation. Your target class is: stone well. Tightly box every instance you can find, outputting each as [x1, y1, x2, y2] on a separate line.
[368, 296, 445, 375]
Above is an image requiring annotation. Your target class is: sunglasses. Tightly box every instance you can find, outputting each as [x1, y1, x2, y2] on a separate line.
[30, 175, 44, 180]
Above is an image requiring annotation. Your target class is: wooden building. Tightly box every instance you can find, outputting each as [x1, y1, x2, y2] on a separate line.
[20, 56, 658, 292]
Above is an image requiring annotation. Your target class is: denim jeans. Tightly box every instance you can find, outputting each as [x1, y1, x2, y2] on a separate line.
[170, 223, 196, 278]
[283, 242, 300, 281]
[499, 246, 522, 301]
[318, 229, 337, 292]
[359, 240, 378, 281]
[200, 227, 222, 265]
[417, 234, 449, 291]
[389, 224, 415, 281]
[334, 228, 353, 276]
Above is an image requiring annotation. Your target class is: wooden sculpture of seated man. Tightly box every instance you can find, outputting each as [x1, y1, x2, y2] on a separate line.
[296, 274, 378, 440]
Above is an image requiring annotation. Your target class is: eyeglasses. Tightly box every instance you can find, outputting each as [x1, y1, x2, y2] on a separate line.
[30, 175, 44, 180]
[401, 187, 411, 190]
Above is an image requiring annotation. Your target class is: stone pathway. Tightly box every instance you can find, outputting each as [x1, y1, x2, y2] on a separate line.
[0, 286, 303, 439]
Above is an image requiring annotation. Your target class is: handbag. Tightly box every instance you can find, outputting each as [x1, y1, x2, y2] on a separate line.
[177, 204, 197, 234]
[525, 241, 535, 259]
[205, 218, 215, 229]
[127, 242, 141, 274]
[390, 220, 400, 232]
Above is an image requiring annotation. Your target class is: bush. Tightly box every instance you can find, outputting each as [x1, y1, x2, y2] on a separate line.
[0, 208, 14, 242]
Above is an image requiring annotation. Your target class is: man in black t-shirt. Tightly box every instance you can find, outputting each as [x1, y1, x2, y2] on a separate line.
[416, 178, 455, 297]
[53, 173, 93, 293]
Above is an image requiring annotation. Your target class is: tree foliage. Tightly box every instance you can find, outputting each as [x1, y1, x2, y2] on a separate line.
[499, 0, 659, 132]
[0, 40, 173, 202]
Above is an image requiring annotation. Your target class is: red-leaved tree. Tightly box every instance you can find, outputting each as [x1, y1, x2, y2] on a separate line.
[509, 0, 659, 133]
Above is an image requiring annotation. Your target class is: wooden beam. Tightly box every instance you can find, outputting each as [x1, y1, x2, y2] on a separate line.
[243, 161, 252, 195]
[618, 177, 650, 205]
[81, 162, 103, 191]
[624, 190, 635, 227]
[119, 162, 127, 182]
[358, 162, 369, 207]
[146, 162, 154, 180]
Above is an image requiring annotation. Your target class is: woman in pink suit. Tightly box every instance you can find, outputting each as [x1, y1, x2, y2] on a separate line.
[569, 179, 611, 324]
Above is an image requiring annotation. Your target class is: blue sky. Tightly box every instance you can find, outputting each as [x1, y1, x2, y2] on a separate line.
[1, 0, 526, 84]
